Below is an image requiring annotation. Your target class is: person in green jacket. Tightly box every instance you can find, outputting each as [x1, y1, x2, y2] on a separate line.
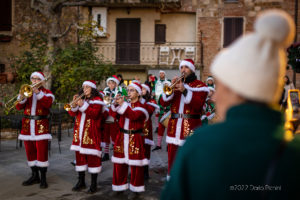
[161, 10, 300, 200]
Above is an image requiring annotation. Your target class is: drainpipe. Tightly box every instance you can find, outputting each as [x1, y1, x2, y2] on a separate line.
[200, 31, 204, 80]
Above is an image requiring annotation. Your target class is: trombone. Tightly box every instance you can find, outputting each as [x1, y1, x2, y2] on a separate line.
[163, 73, 185, 95]
[4, 77, 49, 112]
[64, 93, 85, 111]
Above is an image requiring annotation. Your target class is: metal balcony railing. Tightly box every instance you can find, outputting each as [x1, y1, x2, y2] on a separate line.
[94, 42, 201, 66]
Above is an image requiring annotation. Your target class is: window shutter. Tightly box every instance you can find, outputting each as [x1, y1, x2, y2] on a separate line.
[223, 17, 243, 48]
[155, 24, 166, 44]
[0, 0, 12, 31]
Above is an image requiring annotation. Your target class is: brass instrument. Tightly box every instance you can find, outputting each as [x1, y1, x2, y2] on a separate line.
[163, 73, 185, 95]
[4, 77, 49, 112]
[103, 94, 130, 106]
[64, 93, 85, 111]
[103, 95, 113, 106]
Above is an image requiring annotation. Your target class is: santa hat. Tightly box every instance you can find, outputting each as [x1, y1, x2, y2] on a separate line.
[99, 90, 104, 98]
[159, 70, 166, 74]
[206, 76, 214, 83]
[30, 72, 45, 81]
[142, 83, 151, 94]
[128, 82, 142, 95]
[106, 75, 120, 85]
[179, 59, 195, 72]
[131, 79, 141, 84]
[82, 80, 97, 89]
[211, 10, 295, 104]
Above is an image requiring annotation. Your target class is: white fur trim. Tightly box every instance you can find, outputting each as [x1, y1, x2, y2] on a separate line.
[30, 72, 45, 80]
[184, 89, 193, 104]
[88, 166, 102, 173]
[179, 60, 195, 72]
[160, 111, 171, 123]
[44, 93, 55, 102]
[206, 77, 214, 82]
[117, 102, 129, 115]
[111, 156, 149, 166]
[159, 70, 166, 74]
[207, 113, 215, 120]
[124, 131, 129, 161]
[201, 115, 207, 120]
[79, 148, 102, 158]
[30, 93, 37, 136]
[36, 161, 49, 167]
[112, 183, 128, 191]
[111, 104, 118, 112]
[128, 83, 142, 95]
[70, 145, 80, 151]
[184, 84, 210, 93]
[132, 107, 149, 121]
[17, 95, 27, 104]
[106, 77, 120, 85]
[18, 134, 52, 141]
[36, 91, 45, 100]
[79, 101, 89, 112]
[140, 98, 146, 104]
[83, 81, 96, 89]
[27, 160, 37, 167]
[76, 165, 88, 172]
[129, 184, 145, 192]
[162, 92, 174, 102]
[166, 136, 185, 146]
[141, 84, 150, 93]
[146, 102, 160, 110]
[89, 100, 106, 106]
[71, 106, 79, 112]
[208, 87, 215, 92]
[145, 139, 155, 146]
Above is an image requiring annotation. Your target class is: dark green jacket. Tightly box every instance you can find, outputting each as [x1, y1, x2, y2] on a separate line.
[161, 103, 300, 200]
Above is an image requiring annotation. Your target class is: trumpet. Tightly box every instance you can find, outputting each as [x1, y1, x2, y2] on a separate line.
[64, 93, 85, 111]
[103, 94, 130, 106]
[163, 73, 185, 95]
[4, 77, 49, 112]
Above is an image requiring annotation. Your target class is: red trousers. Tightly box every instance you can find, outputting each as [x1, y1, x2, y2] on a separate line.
[158, 123, 166, 137]
[104, 122, 119, 144]
[75, 151, 102, 173]
[24, 140, 48, 167]
[112, 163, 145, 192]
[167, 143, 179, 175]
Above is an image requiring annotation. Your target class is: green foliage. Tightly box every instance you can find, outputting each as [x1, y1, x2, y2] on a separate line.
[11, 32, 48, 88]
[51, 40, 115, 102]
[288, 44, 300, 73]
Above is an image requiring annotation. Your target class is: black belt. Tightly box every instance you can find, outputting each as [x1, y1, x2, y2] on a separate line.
[24, 115, 49, 120]
[171, 114, 201, 119]
[120, 128, 143, 134]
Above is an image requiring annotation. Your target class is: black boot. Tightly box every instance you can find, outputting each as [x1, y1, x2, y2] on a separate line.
[72, 171, 86, 191]
[152, 146, 161, 152]
[39, 167, 48, 189]
[144, 165, 149, 180]
[87, 173, 98, 194]
[102, 153, 110, 162]
[22, 166, 40, 186]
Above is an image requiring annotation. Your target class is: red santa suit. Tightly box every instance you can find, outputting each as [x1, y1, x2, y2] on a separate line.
[68, 95, 105, 174]
[160, 59, 209, 178]
[109, 82, 149, 193]
[16, 85, 54, 168]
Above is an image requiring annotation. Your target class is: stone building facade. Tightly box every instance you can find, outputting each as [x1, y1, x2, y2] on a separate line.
[0, 0, 299, 92]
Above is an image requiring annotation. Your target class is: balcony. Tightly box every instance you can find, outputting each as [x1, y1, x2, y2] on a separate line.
[95, 42, 201, 67]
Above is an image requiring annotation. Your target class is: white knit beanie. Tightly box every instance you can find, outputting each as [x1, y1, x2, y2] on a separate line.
[211, 10, 295, 104]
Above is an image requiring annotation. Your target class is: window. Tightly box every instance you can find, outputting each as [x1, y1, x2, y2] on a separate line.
[0, 0, 12, 31]
[223, 17, 243, 48]
[92, 7, 107, 37]
[155, 24, 166, 44]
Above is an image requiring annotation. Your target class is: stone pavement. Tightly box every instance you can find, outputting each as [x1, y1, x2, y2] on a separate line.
[0, 125, 168, 200]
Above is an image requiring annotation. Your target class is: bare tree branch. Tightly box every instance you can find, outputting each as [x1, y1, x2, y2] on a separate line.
[51, 22, 76, 39]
